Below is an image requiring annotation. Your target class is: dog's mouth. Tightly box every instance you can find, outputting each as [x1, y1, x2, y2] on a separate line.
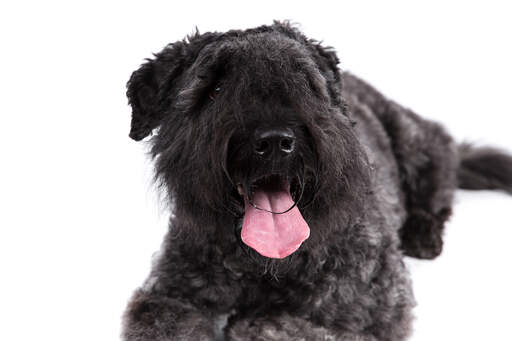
[235, 174, 310, 259]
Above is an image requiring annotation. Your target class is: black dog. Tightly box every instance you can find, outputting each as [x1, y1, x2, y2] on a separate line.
[122, 22, 512, 340]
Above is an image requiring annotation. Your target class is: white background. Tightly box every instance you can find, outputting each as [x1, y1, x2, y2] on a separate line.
[1, 1, 511, 340]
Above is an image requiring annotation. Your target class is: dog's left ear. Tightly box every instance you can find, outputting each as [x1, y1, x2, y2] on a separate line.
[312, 43, 340, 76]
[310, 43, 344, 107]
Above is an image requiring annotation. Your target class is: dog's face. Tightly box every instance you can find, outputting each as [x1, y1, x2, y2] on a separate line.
[127, 22, 369, 259]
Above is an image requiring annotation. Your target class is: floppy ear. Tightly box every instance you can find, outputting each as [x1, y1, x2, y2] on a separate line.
[271, 21, 343, 107]
[127, 41, 189, 141]
[312, 43, 340, 77]
[127, 32, 223, 141]
[310, 43, 344, 107]
[127, 59, 158, 141]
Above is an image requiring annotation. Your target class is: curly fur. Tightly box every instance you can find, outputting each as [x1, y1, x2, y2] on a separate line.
[122, 22, 512, 340]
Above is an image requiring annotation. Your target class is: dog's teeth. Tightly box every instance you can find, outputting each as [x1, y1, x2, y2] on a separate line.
[237, 184, 244, 196]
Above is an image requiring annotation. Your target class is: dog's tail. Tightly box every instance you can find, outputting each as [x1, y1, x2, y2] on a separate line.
[457, 143, 512, 194]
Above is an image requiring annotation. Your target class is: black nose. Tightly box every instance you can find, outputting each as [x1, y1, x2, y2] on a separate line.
[253, 128, 296, 158]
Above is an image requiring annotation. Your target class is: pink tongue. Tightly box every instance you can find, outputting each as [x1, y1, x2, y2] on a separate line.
[241, 187, 310, 259]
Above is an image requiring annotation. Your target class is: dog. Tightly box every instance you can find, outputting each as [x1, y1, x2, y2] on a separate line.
[122, 22, 512, 340]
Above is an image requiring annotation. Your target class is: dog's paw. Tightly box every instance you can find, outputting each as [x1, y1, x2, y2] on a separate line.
[226, 315, 337, 341]
[226, 318, 296, 341]
[399, 209, 446, 259]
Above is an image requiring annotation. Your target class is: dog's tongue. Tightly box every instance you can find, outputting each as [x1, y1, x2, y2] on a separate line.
[241, 186, 310, 259]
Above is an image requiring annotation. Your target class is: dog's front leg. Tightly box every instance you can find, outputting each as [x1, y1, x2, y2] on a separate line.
[122, 288, 215, 341]
[226, 314, 377, 341]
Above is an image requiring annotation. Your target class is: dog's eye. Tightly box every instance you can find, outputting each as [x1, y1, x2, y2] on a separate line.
[209, 86, 221, 101]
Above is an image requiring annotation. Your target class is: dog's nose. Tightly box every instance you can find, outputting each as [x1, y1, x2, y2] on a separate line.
[253, 128, 296, 158]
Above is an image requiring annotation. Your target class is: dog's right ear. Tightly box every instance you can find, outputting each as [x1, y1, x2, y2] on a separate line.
[127, 51, 176, 141]
[127, 41, 189, 141]
[127, 32, 222, 141]
[127, 59, 158, 141]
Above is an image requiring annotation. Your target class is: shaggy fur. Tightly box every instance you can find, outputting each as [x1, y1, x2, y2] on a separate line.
[122, 22, 512, 340]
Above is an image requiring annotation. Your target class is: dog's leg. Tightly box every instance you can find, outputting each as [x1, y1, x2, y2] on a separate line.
[344, 74, 457, 258]
[122, 288, 215, 341]
[343, 73, 458, 259]
[226, 314, 377, 341]
[121, 228, 239, 341]
[377, 101, 457, 259]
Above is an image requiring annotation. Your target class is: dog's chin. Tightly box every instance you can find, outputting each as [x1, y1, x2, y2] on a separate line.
[244, 245, 299, 278]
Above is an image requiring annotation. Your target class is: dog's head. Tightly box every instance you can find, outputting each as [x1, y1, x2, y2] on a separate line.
[127, 22, 369, 260]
